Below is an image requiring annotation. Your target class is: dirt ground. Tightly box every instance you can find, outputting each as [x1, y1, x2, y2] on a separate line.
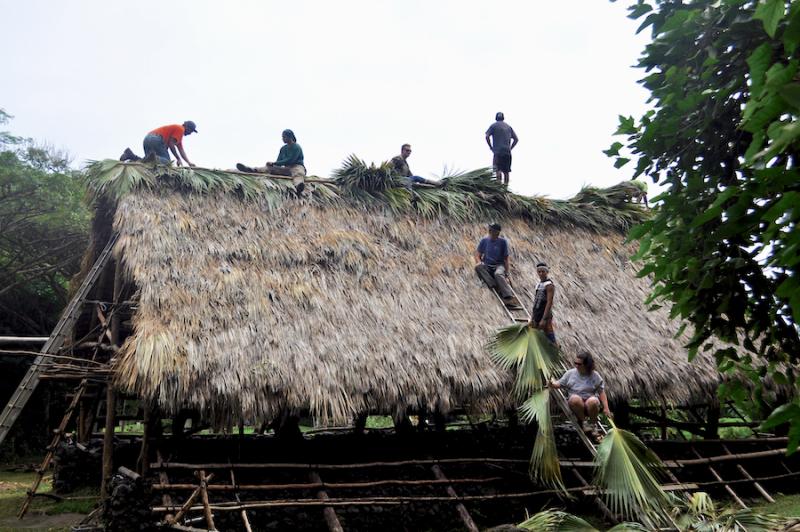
[0, 512, 85, 531]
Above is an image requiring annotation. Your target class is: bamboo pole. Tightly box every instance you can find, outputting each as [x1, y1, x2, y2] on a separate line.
[691, 447, 746, 509]
[229, 469, 253, 532]
[721, 443, 774, 503]
[152, 476, 506, 491]
[151, 457, 530, 470]
[675, 448, 788, 466]
[149, 483, 696, 514]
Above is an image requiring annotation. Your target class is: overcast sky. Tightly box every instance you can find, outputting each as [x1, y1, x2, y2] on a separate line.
[1, 1, 650, 199]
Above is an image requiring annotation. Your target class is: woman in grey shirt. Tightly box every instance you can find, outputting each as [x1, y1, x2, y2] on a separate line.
[550, 351, 612, 433]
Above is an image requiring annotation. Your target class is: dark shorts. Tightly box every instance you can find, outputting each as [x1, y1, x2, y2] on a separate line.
[493, 151, 512, 172]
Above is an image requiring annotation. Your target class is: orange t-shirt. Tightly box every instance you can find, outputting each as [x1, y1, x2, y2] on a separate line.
[149, 124, 184, 147]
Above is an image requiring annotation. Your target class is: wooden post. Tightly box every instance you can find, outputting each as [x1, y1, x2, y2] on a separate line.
[198, 470, 217, 531]
[229, 469, 253, 532]
[431, 464, 479, 532]
[101, 260, 123, 498]
[138, 406, 152, 477]
[613, 400, 630, 429]
[309, 471, 344, 532]
[353, 412, 368, 435]
[705, 403, 720, 439]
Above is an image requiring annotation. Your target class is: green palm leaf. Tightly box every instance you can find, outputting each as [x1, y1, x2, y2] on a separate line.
[678, 492, 786, 531]
[592, 419, 670, 521]
[489, 324, 557, 398]
[519, 389, 564, 490]
[518, 509, 598, 531]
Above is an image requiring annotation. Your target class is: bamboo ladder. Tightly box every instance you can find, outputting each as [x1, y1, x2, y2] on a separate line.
[490, 282, 689, 527]
[0, 233, 119, 446]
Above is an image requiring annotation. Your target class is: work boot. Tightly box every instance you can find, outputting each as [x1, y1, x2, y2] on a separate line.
[236, 163, 256, 173]
[119, 148, 138, 162]
[504, 297, 523, 311]
[141, 152, 157, 164]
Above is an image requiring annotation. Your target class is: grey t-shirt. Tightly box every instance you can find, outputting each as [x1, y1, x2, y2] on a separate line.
[557, 368, 604, 399]
[486, 121, 516, 154]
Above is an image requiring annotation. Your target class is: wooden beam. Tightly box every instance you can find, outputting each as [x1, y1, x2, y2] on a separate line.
[101, 259, 123, 498]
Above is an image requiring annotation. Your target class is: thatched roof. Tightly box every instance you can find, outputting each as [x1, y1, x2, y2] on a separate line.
[84, 160, 720, 426]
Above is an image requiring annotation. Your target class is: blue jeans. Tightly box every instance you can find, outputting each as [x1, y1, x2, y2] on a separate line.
[143, 134, 171, 163]
[408, 175, 426, 183]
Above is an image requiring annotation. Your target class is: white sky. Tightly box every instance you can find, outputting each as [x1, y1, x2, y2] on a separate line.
[1, 0, 650, 199]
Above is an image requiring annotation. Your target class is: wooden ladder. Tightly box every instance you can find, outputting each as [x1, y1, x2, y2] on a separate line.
[490, 283, 686, 528]
[490, 284, 605, 453]
[0, 233, 118, 446]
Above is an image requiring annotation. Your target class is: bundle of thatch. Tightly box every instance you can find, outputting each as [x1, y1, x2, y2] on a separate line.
[82, 159, 719, 426]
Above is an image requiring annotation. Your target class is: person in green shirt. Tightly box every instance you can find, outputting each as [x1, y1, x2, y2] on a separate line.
[237, 129, 307, 192]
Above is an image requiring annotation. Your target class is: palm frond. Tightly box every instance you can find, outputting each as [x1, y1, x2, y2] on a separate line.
[520, 389, 564, 489]
[83, 160, 313, 208]
[592, 419, 670, 521]
[84, 156, 649, 233]
[606, 523, 651, 531]
[518, 509, 597, 531]
[678, 492, 786, 532]
[333, 154, 401, 193]
[489, 324, 558, 398]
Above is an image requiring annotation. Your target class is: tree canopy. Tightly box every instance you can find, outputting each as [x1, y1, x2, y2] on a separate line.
[610, 0, 800, 451]
[0, 110, 89, 335]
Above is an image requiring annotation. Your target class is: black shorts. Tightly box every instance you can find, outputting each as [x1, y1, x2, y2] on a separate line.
[493, 151, 512, 172]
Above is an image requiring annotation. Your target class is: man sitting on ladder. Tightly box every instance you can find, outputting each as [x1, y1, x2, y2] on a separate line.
[474, 222, 522, 310]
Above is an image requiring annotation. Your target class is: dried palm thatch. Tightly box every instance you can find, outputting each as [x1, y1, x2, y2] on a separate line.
[80, 159, 721, 426]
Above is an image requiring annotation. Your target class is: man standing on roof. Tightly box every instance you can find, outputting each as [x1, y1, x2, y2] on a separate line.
[474, 223, 522, 310]
[528, 262, 556, 343]
[120, 121, 198, 166]
[390, 144, 438, 186]
[237, 129, 306, 193]
[485, 112, 518, 186]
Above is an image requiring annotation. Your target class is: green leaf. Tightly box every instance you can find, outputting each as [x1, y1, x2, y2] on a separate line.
[754, 0, 786, 38]
[614, 157, 631, 169]
[593, 419, 670, 520]
[688, 187, 738, 228]
[519, 390, 565, 490]
[760, 401, 800, 430]
[746, 43, 773, 96]
[518, 510, 598, 531]
[783, 2, 800, 54]
[604, 142, 624, 157]
[779, 82, 800, 109]
[615, 115, 637, 135]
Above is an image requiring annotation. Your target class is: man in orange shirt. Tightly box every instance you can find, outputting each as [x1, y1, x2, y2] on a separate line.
[120, 121, 198, 166]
